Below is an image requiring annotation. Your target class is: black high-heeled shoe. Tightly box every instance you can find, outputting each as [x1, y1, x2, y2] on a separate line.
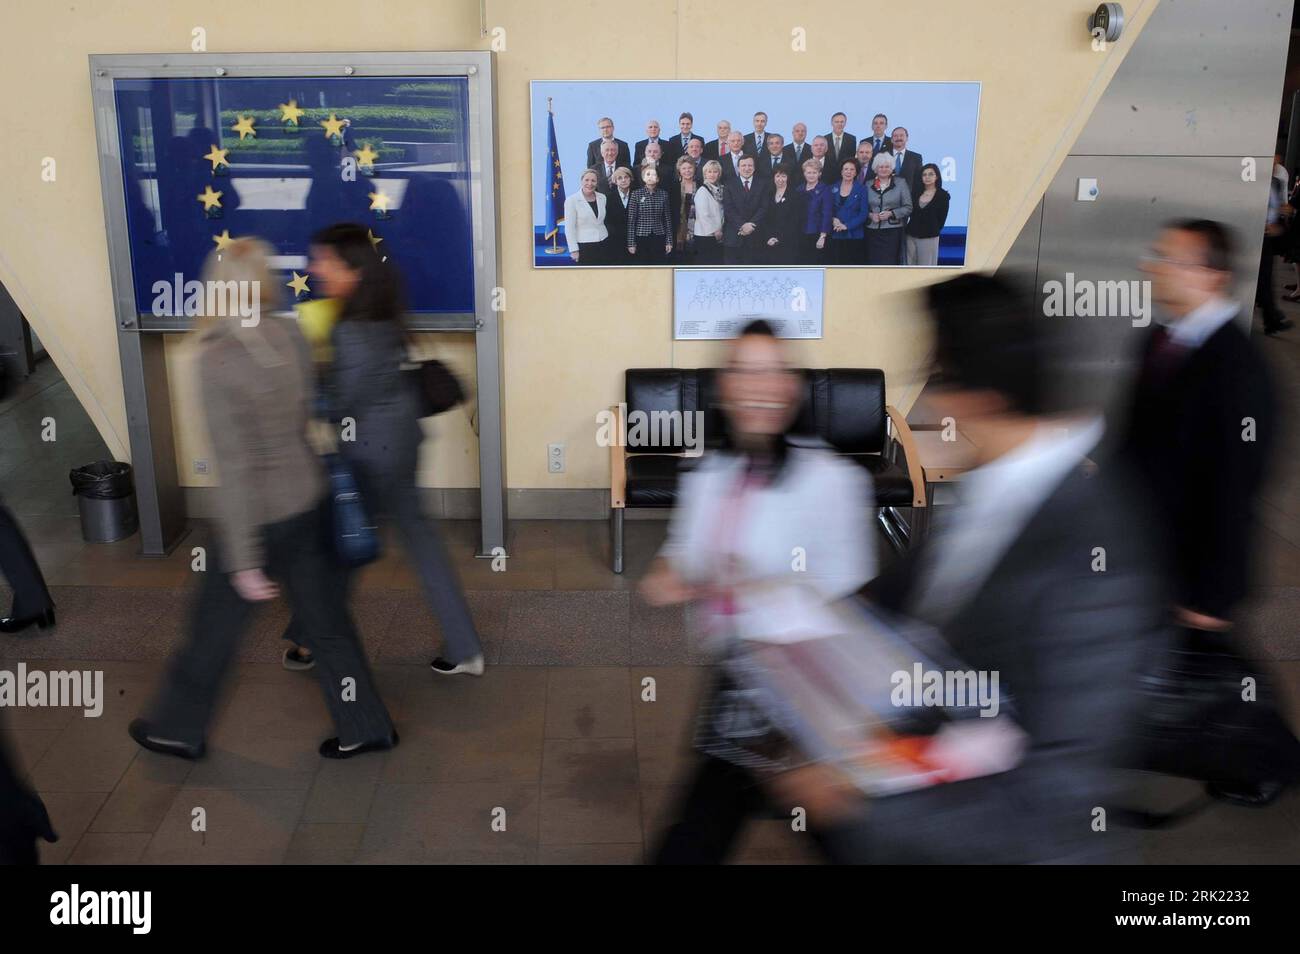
[319, 730, 399, 760]
[0, 607, 56, 634]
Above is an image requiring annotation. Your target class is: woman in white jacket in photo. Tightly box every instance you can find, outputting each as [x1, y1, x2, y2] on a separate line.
[564, 169, 609, 265]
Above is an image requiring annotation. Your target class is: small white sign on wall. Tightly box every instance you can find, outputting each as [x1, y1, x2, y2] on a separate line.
[673, 268, 825, 340]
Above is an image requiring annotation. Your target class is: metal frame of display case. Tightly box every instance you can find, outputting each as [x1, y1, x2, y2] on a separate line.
[89, 51, 504, 557]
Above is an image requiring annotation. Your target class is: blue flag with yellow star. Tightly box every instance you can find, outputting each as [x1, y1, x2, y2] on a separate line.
[545, 105, 565, 242]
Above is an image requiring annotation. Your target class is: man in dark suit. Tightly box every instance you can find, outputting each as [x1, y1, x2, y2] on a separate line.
[718, 132, 750, 183]
[678, 137, 705, 182]
[1118, 219, 1286, 804]
[0, 500, 55, 633]
[823, 111, 857, 170]
[585, 116, 630, 170]
[754, 133, 786, 180]
[742, 112, 768, 157]
[703, 120, 732, 162]
[771, 274, 1166, 864]
[721, 156, 770, 264]
[809, 135, 837, 186]
[854, 141, 876, 187]
[635, 141, 673, 190]
[0, 723, 56, 863]
[591, 139, 622, 193]
[890, 127, 923, 198]
[782, 122, 812, 170]
[865, 113, 893, 157]
[1121, 221, 1278, 642]
[633, 119, 666, 168]
[664, 112, 705, 166]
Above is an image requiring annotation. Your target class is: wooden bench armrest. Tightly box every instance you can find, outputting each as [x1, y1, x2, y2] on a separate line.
[886, 404, 928, 508]
[609, 403, 626, 509]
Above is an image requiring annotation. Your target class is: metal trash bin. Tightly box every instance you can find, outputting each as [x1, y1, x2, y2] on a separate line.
[69, 461, 138, 543]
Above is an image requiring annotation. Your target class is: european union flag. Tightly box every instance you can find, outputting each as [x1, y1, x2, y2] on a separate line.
[545, 102, 565, 243]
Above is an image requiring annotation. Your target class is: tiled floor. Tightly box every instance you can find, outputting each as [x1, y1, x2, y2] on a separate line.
[1, 289, 1299, 863]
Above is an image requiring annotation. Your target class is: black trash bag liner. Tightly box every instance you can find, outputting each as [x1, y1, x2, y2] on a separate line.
[69, 461, 134, 500]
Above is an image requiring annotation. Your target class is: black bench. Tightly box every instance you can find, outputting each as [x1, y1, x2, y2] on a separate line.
[608, 367, 927, 572]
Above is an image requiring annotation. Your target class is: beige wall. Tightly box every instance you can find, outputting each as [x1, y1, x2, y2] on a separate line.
[0, 0, 1157, 492]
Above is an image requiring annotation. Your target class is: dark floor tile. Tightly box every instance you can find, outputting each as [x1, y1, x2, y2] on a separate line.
[500, 591, 631, 664]
[544, 667, 634, 739]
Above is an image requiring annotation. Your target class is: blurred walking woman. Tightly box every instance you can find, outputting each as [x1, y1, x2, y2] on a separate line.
[310, 223, 485, 676]
[905, 163, 949, 266]
[564, 170, 608, 265]
[642, 320, 875, 863]
[798, 158, 832, 265]
[693, 160, 726, 266]
[131, 239, 397, 760]
[864, 152, 912, 265]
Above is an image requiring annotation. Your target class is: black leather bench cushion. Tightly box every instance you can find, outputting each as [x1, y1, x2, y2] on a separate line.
[625, 455, 689, 507]
[624, 451, 913, 509]
[843, 454, 916, 507]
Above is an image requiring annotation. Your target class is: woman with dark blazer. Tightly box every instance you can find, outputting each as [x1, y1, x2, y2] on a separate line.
[864, 152, 912, 265]
[830, 157, 869, 266]
[758, 165, 804, 265]
[905, 163, 950, 266]
[797, 158, 832, 265]
[601, 166, 635, 265]
[627, 165, 673, 265]
[298, 224, 485, 676]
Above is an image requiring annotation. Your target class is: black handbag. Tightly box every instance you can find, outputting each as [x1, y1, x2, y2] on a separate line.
[406, 358, 465, 417]
[1127, 627, 1300, 787]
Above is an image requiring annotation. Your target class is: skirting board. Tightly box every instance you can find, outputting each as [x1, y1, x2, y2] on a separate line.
[182, 487, 670, 521]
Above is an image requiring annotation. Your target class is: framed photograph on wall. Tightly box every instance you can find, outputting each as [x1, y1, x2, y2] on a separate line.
[530, 80, 979, 269]
[673, 268, 824, 340]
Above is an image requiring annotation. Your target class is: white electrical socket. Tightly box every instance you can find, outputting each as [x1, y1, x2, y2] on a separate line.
[547, 443, 565, 473]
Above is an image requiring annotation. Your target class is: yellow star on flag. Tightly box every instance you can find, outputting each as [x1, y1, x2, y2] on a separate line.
[286, 271, 310, 296]
[367, 229, 383, 249]
[231, 115, 256, 140]
[196, 185, 223, 210]
[211, 229, 235, 251]
[320, 113, 347, 139]
[368, 190, 392, 212]
[279, 99, 305, 124]
[203, 145, 229, 171]
[354, 143, 380, 168]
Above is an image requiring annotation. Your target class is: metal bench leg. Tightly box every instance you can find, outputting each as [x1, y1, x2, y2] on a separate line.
[611, 507, 625, 573]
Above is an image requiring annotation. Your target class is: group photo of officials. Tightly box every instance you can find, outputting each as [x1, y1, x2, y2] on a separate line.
[562, 109, 952, 267]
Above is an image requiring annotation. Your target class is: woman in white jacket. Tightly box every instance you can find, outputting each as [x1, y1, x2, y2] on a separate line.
[641, 318, 875, 863]
[691, 160, 726, 266]
[563, 169, 609, 265]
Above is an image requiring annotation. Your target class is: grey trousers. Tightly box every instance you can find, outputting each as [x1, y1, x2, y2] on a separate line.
[364, 460, 482, 663]
[906, 234, 940, 266]
[147, 506, 395, 748]
[296, 454, 482, 664]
